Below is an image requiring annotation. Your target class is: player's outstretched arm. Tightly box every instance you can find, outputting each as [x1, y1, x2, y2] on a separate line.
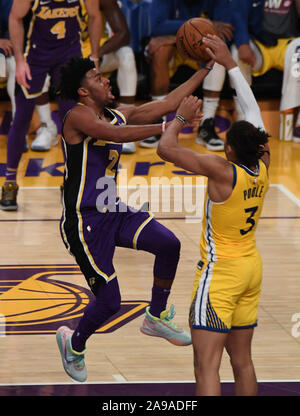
[64, 105, 167, 144]
[122, 65, 213, 125]
[157, 95, 232, 180]
[204, 34, 270, 168]
[203, 34, 264, 129]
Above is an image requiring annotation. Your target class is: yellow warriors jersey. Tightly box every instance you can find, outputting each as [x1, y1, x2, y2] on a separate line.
[200, 159, 269, 261]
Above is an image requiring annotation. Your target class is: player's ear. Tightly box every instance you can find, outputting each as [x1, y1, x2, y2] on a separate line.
[77, 86, 88, 97]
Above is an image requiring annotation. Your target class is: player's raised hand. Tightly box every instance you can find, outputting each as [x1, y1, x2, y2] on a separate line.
[203, 34, 237, 70]
[15, 58, 32, 89]
[176, 95, 202, 123]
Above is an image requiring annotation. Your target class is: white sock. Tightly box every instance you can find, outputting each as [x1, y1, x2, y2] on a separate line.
[37, 103, 53, 125]
[201, 97, 219, 125]
[233, 95, 245, 121]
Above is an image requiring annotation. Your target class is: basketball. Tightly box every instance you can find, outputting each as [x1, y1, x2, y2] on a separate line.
[176, 17, 218, 63]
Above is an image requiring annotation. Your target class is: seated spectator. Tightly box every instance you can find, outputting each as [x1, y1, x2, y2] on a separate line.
[139, 0, 233, 152]
[0, 1, 57, 151]
[33, 0, 138, 154]
[231, 0, 300, 142]
[81, 0, 138, 154]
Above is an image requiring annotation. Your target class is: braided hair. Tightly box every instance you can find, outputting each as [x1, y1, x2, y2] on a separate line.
[56, 56, 95, 101]
[226, 121, 270, 167]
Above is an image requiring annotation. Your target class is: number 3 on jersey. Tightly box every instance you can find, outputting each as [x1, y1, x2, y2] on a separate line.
[50, 21, 66, 39]
[240, 206, 258, 236]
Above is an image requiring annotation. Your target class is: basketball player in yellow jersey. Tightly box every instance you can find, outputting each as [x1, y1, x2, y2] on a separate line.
[157, 34, 270, 396]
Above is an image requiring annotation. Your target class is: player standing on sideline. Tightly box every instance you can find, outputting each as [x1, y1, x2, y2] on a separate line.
[0, 0, 102, 211]
[157, 35, 270, 396]
[55, 55, 214, 382]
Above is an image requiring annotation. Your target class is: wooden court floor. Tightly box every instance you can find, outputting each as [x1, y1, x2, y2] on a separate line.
[0, 100, 300, 389]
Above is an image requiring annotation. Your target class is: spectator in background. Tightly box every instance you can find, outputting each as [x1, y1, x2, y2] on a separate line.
[30, 0, 138, 154]
[231, 0, 300, 142]
[0, 0, 57, 151]
[81, 0, 138, 154]
[0, 0, 102, 212]
[134, 0, 233, 152]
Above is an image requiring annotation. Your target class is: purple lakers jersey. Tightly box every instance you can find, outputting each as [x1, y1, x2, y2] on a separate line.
[26, 0, 84, 50]
[62, 107, 126, 216]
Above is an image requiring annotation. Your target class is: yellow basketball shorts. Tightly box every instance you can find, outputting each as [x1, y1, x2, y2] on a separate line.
[81, 37, 108, 59]
[169, 49, 199, 78]
[253, 37, 295, 77]
[190, 252, 262, 333]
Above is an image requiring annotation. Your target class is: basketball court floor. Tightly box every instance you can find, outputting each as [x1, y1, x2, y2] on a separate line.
[0, 99, 300, 397]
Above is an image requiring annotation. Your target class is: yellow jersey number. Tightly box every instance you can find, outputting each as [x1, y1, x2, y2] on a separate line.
[50, 21, 66, 40]
[105, 150, 119, 178]
[93, 140, 119, 177]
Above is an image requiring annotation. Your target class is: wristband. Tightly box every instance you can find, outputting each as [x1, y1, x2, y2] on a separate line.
[175, 114, 187, 125]
[199, 64, 213, 70]
[162, 120, 166, 133]
[89, 55, 100, 62]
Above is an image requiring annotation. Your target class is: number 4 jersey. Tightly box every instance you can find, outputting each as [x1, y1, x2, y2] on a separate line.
[200, 159, 269, 261]
[26, 0, 84, 51]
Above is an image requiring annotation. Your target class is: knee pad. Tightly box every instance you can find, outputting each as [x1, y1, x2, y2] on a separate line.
[116, 46, 137, 96]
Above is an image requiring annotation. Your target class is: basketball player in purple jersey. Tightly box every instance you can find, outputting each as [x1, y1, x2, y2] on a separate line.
[0, 0, 102, 211]
[55, 56, 213, 382]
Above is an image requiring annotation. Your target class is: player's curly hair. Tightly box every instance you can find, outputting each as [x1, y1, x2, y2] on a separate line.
[226, 121, 270, 167]
[56, 56, 95, 101]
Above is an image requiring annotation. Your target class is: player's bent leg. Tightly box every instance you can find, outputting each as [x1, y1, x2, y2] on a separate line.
[56, 278, 121, 382]
[131, 219, 191, 345]
[141, 303, 191, 346]
[225, 328, 257, 396]
[71, 277, 121, 352]
[191, 328, 228, 396]
[56, 326, 87, 383]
